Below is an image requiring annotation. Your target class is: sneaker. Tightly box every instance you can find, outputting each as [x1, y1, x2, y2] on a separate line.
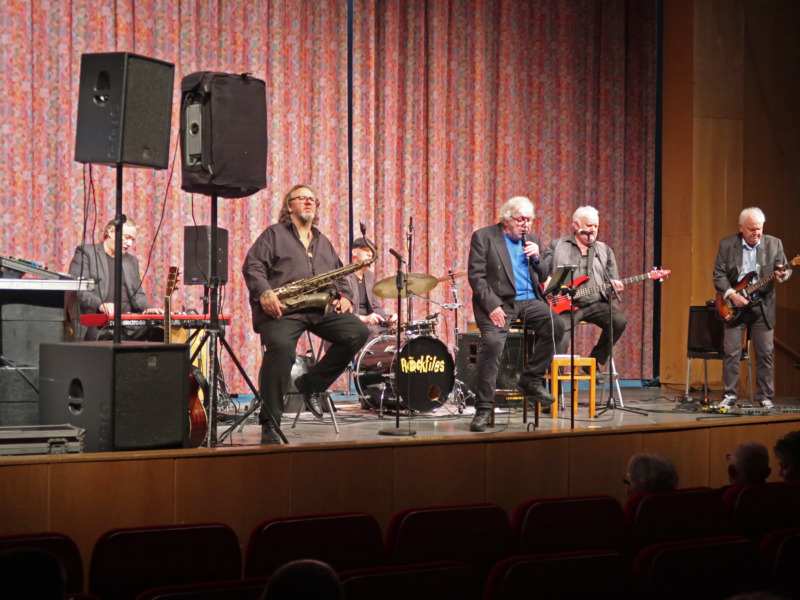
[718, 394, 737, 409]
[760, 399, 774, 410]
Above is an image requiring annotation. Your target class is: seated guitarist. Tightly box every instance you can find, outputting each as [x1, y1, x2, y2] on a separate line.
[713, 207, 791, 410]
[541, 205, 626, 381]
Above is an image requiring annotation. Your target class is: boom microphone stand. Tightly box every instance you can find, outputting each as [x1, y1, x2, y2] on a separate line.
[379, 248, 416, 437]
[593, 242, 647, 418]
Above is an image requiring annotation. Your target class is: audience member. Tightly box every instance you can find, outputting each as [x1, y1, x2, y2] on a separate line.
[261, 559, 343, 600]
[624, 453, 679, 496]
[773, 430, 800, 482]
[725, 441, 771, 486]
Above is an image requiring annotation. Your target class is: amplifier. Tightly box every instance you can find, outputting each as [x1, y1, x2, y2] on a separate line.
[456, 332, 529, 392]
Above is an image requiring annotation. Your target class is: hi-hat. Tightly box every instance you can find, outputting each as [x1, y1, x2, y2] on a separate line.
[373, 273, 438, 299]
[436, 270, 467, 282]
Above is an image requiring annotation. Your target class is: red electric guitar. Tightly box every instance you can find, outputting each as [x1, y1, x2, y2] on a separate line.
[715, 255, 799, 323]
[546, 267, 671, 314]
[164, 267, 207, 448]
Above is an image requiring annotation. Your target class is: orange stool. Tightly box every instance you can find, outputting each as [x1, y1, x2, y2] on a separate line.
[544, 356, 596, 418]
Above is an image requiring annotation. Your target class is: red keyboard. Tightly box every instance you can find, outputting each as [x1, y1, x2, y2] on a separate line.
[80, 313, 232, 328]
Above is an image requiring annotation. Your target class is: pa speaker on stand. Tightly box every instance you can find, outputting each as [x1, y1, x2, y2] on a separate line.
[178, 71, 275, 445]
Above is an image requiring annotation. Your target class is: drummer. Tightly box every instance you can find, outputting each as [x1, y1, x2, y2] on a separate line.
[347, 237, 398, 341]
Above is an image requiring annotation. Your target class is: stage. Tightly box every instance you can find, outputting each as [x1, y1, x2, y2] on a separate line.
[1, 383, 799, 586]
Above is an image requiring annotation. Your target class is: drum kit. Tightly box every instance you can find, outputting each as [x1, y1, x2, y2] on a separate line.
[353, 268, 475, 416]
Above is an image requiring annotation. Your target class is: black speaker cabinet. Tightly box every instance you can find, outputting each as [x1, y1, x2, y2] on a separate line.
[687, 305, 725, 356]
[75, 52, 175, 168]
[39, 342, 190, 452]
[184, 226, 229, 285]
[456, 332, 528, 392]
[180, 71, 267, 198]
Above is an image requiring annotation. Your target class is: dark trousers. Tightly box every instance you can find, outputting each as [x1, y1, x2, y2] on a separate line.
[256, 313, 369, 425]
[473, 299, 564, 411]
[556, 300, 627, 366]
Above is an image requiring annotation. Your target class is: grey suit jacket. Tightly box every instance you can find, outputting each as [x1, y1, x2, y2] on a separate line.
[468, 223, 547, 327]
[712, 233, 791, 328]
[67, 243, 152, 340]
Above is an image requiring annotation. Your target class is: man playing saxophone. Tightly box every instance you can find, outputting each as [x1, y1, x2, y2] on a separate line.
[243, 184, 369, 444]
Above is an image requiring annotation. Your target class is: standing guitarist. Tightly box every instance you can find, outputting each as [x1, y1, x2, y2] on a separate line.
[541, 205, 626, 381]
[713, 207, 791, 410]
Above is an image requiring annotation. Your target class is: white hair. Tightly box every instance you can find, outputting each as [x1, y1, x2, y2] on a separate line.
[572, 206, 599, 223]
[499, 196, 534, 221]
[739, 207, 765, 225]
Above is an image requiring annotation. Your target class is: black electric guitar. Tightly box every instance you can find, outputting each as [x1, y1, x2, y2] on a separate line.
[715, 255, 799, 323]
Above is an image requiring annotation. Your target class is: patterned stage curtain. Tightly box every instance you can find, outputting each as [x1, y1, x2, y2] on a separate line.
[0, 0, 657, 393]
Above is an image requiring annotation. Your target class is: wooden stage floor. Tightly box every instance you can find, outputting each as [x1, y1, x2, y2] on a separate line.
[213, 385, 800, 449]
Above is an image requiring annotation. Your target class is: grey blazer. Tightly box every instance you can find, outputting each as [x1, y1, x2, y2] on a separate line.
[712, 233, 791, 328]
[67, 243, 152, 340]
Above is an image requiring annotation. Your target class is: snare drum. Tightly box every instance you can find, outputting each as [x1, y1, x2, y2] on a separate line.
[401, 318, 437, 338]
[354, 335, 454, 412]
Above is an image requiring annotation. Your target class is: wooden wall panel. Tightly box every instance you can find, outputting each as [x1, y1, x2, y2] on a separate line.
[0, 464, 48, 534]
[48, 458, 175, 584]
[391, 442, 486, 516]
[569, 432, 643, 504]
[485, 436, 570, 514]
[660, 0, 695, 386]
[642, 427, 710, 488]
[175, 452, 292, 551]
[694, 0, 744, 119]
[290, 447, 394, 526]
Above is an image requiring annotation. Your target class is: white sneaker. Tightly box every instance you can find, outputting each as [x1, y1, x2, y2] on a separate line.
[760, 399, 774, 410]
[718, 394, 737, 409]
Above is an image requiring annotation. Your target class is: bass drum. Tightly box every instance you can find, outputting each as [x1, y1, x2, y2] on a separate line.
[354, 335, 454, 413]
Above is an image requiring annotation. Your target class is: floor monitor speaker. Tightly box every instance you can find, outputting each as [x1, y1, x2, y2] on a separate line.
[39, 342, 189, 452]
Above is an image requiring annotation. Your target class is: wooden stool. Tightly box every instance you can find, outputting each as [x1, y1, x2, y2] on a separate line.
[544, 356, 596, 418]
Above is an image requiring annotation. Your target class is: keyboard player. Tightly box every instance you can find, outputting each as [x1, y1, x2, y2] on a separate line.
[66, 218, 163, 341]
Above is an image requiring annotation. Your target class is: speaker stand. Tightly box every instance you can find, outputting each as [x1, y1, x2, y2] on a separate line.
[192, 195, 285, 446]
[111, 165, 125, 344]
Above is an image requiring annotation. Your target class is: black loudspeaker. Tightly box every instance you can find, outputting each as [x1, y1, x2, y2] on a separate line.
[179, 72, 267, 198]
[456, 332, 527, 391]
[183, 226, 229, 286]
[74, 52, 175, 168]
[39, 342, 190, 452]
[687, 305, 724, 354]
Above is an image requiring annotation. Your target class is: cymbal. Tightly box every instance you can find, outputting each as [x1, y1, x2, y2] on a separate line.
[436, 270, 467, 283]
[373, 272, 438, 299]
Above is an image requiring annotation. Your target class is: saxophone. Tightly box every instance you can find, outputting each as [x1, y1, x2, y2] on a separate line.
[273, 233, 378, 315]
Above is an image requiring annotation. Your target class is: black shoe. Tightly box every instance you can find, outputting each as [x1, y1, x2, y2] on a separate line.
[540, 404, 552, 415]
[295, 375, 323, 418]
[517, 378, 555, 406]
[470, 409, 492, 432]
[260, 423, 282, 445]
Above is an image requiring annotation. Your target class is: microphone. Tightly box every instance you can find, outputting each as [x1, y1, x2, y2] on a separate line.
[409, 217, 414, 233]
[521, 234, 539, 264]
[389, 248, 405, 264]
[578, 229, 595, 243]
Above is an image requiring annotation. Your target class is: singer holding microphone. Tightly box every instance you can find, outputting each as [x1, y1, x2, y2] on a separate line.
[467, 196, 564, 432]
[541, 205, 627, 382]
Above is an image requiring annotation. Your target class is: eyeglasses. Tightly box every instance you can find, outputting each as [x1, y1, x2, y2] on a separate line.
[622, 477, 631, 486]
[289, 195, 318, 205]
[513, 216, 533, 225]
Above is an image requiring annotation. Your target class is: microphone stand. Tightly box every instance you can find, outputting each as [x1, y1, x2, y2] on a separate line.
[379, 249, 416, 437]
[544, 265, 576, 429]
[593, 242, 647, 417]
